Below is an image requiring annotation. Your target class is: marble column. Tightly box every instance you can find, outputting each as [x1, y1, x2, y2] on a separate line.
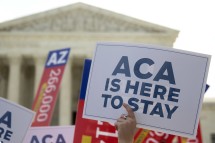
[34, 56, 45, 97]
[59, 59, 72, 125]
[7, 55, 21, 103]
[0, 63, 8, 98]
[0, 72, 7, 98]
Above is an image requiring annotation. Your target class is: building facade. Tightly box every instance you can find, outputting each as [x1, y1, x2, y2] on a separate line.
[0, 3, 178, 125]
[4, 2, 215, 142]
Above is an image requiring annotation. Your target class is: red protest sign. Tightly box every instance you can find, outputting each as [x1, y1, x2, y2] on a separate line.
[134, 129, 175, 143]
[74, 99, 118, 143]
[73, 59, 118, 143]
[31, 48, 70, 126]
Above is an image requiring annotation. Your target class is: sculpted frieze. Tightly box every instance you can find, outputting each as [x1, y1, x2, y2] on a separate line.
[2, 9, 163, 33]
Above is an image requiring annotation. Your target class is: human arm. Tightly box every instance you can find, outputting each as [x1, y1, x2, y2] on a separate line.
[115, 103, 137, 143]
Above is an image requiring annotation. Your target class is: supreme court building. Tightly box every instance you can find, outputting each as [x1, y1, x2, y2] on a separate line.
[0, 3, 214, 142]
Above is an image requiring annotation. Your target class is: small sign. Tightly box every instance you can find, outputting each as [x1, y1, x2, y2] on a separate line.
[0, 97, 35, 143]
[32, 48, 71, 126]
[83, 42, 211, 138]
[23, 126, 75, 143]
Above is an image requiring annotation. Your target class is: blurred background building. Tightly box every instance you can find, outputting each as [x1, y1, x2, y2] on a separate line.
[0, 2, 213, 143]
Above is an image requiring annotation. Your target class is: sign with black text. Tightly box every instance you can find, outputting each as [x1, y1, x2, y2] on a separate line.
[75, 59, 176, 143]
[0, 97, 35, 143]
[83, 43, 211, 138]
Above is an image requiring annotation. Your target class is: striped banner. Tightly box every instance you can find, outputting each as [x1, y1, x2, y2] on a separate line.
[31, 48, 70, 126]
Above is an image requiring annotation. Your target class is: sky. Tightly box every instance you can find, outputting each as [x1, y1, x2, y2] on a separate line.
[0, 0, 214, 99]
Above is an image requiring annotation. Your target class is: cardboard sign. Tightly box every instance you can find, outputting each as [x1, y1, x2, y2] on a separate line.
[32, 48, 70, 126]
[83, 43, 211, 138]
[0, 97, 35, 143]
[74, 59, 176, 143]
[23, 126, 74, 143]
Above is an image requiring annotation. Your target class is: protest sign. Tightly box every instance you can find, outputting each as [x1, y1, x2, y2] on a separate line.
[32, 48, 70, 126]
[0, 97, 35, 143]
[23, 126, 74, 143]
[134, 129, 175, 143]
[83, 42, 211, 138]
[74, 59, 176, 143]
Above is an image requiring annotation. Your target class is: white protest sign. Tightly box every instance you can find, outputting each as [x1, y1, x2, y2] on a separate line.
[83, 42, 211, 138]
[23, 126, 75, 143]
[0, 97, 35, 143]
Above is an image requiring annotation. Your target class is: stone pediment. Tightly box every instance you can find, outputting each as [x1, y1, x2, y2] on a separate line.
[0, 3, 178, 34]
